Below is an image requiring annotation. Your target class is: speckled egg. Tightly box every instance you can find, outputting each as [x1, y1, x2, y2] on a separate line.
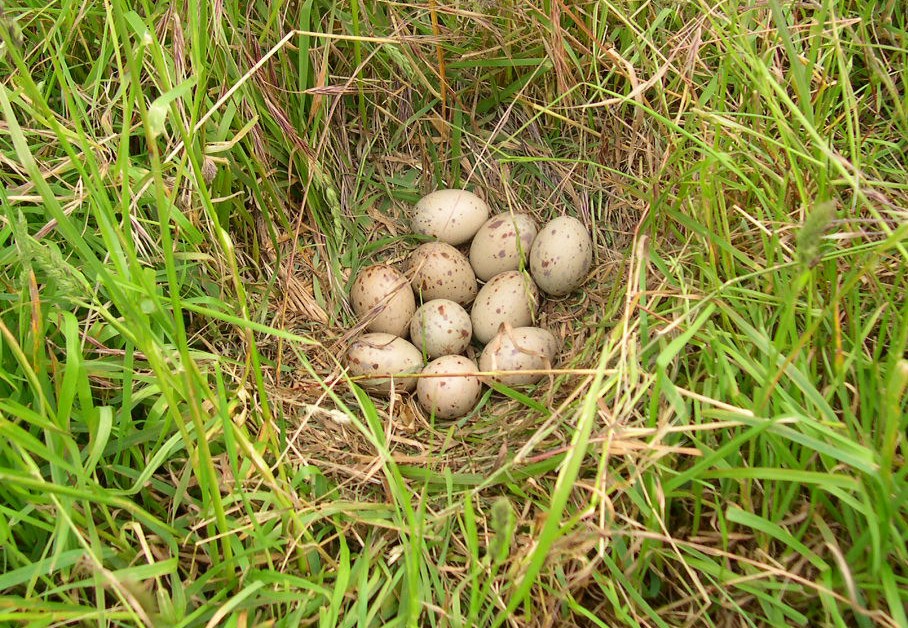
[529, 216, 593, 296]
[469, 213, 538, 281]
[350, 264, 417, 337]
[416, 355, 483, 419]
[478, 326, 559, 387]
[410, 299, 472, 359]
[346, 333, 424, 394]
[470, 271, 539, 344]
[408, 242, 478, 306]
[411, 189, 490, 245]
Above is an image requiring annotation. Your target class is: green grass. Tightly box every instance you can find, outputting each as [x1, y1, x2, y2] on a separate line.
[1, 0, 906, 625]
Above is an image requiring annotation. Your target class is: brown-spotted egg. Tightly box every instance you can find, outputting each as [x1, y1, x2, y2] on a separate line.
[529, 216, 592, 296]
[350, 264, 416, 337]
[478, 326, 558, 387]
[346, 333, 424, 394]
[411, 189, 489, 245]
[469, 213, 538, 281]
[469, 270, 539, 344]
[408, 242, 478, 306]
[410, 299, 472, 359]
[416, 355, 483, 419]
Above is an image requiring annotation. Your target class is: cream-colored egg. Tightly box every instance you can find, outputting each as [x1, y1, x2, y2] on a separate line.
[408, 242, 478, 306]
[478, 326, 558, 387]
[346, 333, 424, 394]
[350, 264, 416, 337]
[470, 271, 539, 344]
[410, 299, 472, 359]
[411, 189, 490, 245]
[469, 213, 538, 281]
[416, 355, 483, 419]
[529, 216, 593, 296]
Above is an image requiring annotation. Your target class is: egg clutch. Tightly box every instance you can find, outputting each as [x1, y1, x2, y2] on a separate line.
[345, 189, 593, 419]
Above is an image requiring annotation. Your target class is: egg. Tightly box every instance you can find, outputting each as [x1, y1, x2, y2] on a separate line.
[470, 270, 539, 344]
[411, 189, 490, 245]
[346, 333, 424, 394]
[408, 242, 478, 306]
[478, 326, 558, 387]
[469, 213, 538, 281]
[416, 355, 483, 419]
[529, 216, 593, 296]
[410, 299, 472, 359]
[350, 264, 417, 337]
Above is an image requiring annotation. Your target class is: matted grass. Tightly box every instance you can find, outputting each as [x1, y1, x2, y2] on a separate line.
[1, 0, 906, 626]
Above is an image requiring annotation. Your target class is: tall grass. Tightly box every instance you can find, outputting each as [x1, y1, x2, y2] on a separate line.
[1, 0, 905, 625]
